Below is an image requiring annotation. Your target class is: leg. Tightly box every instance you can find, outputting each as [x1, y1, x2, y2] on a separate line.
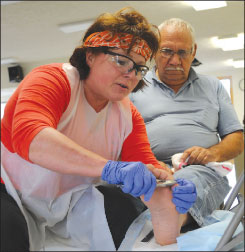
[96, 184, 146, 249]
[141, 185, 181, 245]
[173, 165, 231, 226]
[141, 185, 198, 245]
[140, 164, 230, 245]
[1, 183, 30, 251]
[141, 165, 182, 245]
[179, 212, 192, 227]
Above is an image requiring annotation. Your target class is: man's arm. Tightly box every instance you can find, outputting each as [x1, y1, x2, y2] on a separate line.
[180, 131, 244, 165]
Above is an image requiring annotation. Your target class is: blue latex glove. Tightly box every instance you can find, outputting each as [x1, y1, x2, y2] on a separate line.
[171, 178, 197, 214]
[102, 160, 156, 201]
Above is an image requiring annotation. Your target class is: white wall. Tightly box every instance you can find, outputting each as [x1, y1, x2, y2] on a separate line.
[1, 56, 68, 89]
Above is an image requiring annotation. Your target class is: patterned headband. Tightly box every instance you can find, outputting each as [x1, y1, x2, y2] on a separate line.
[83, 30, 151, 61]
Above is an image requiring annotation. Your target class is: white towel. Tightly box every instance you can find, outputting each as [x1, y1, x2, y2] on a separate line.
[171, 153, 233, 177]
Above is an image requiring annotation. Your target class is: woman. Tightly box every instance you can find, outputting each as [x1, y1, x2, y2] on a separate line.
[1, 7, 196, 251]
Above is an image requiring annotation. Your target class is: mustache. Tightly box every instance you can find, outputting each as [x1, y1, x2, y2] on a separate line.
[165, 67, 184, 72]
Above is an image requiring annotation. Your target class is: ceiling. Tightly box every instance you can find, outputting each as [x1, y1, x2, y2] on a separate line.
[1, 1, 244, 74]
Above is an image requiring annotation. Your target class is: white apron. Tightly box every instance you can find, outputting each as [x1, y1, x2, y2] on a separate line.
[1, 63, 133, 251]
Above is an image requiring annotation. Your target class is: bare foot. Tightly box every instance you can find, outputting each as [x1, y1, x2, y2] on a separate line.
[142, 166, 180, 245]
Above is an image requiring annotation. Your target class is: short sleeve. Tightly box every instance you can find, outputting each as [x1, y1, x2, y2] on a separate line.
[216, 80, 243, 137]
[1, 64, 71, 161]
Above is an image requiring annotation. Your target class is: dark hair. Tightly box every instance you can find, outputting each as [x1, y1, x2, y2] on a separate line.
[69, 7, 160, 92]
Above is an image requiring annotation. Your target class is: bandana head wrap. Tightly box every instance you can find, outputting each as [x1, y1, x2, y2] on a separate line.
[83, 31, 151, 61]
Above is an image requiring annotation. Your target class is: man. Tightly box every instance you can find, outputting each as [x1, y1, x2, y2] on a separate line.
[130, 18, 244, 228]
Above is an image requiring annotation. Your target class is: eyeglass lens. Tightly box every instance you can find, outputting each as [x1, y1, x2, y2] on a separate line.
[160, 48, 191, 59]
[105, 51, 149, 79]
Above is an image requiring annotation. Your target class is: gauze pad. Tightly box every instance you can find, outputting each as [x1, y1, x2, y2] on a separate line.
[171, 153, 233, 177]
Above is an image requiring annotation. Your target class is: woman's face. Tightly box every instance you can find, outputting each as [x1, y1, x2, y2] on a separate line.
[84, 48, 146, 104]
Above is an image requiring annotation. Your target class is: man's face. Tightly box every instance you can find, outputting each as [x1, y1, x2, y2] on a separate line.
[155, 25, 196, 90]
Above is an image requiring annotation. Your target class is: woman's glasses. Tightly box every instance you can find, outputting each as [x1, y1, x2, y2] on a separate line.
[104, 50, 149, 80]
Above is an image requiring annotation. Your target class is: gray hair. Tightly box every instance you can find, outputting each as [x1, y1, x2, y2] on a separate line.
[158, 18, 196, 46]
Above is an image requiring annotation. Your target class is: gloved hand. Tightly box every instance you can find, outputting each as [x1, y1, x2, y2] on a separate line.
[171, 178, 197, 214]
[102, 160, 156, 201]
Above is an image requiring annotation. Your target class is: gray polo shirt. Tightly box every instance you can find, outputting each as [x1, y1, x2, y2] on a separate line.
[130, 66, 243, 163]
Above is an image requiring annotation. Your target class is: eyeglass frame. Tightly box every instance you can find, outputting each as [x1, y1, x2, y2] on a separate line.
[159, 47, 193, 59]
[103, 50, 149, 79]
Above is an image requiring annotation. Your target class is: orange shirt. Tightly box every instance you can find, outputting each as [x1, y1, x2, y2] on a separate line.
[1, 63, 162, 174]
[122, 102, 162, 168]
[1, 63, 70, 161]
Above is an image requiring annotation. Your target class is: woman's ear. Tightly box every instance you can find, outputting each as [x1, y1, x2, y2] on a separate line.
[86, 51, 95, 67]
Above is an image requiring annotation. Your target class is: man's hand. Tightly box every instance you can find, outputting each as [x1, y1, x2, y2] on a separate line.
[180, 146, 217, 165]
[181, 132, 244, 164]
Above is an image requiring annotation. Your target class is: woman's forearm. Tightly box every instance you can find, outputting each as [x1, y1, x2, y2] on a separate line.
[29, 127, 108, 177]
